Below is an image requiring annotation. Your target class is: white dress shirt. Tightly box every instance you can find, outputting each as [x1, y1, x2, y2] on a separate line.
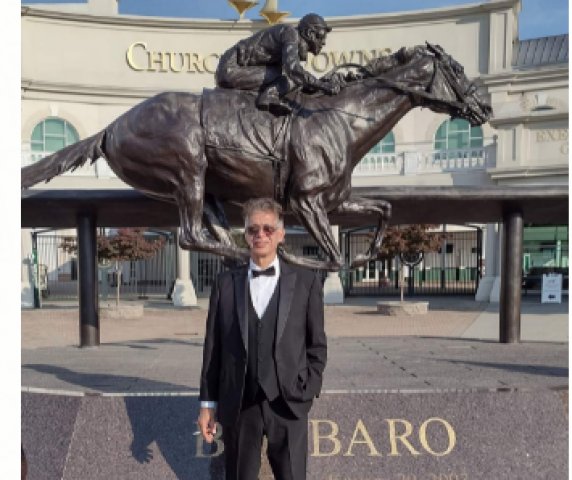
[201, 255, 280, 410]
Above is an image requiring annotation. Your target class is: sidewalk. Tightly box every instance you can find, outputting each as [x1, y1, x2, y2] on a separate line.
[22, 296, 568, 394]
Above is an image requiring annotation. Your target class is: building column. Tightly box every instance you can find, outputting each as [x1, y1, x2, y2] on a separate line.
[21, 229, 34, 309]
[499, 210, 523, 344]
[475, 223, 500, 301]
[77, 213, 100, 348]
[490, 223, 503, 302]
[173, 229, 198, 307]
[323, 225, 344, 305]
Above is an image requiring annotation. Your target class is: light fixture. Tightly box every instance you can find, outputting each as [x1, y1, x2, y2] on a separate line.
[228, 1, 259, 20]
[259, 0, 290, 25]
[532, 93, 555, 112]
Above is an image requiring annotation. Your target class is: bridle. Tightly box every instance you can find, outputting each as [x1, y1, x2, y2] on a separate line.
[327, 46, 477, 117]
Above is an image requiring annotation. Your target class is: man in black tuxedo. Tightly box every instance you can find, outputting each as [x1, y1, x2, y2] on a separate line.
[197, 197, 327, 480]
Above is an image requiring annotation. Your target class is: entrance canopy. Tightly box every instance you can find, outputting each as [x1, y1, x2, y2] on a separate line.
[21, 185, 568, 229]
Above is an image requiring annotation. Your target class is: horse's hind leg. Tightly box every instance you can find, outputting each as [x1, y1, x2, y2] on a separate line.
[175, 150, 249, 262]
[202, 194, 247, 268]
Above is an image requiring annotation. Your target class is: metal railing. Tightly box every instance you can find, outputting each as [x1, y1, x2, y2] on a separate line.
[353, 153, 403, 175]
[353, 143, 496, 176]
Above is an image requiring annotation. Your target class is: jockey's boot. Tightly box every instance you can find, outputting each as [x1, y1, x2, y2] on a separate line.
[257, 87, 292, 116]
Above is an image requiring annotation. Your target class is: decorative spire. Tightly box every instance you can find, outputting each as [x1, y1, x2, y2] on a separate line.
[227, 1, 259, 20]
[259, 0, 290, 25]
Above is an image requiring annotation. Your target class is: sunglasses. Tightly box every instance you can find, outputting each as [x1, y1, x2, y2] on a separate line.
[246, 224, 279, 236]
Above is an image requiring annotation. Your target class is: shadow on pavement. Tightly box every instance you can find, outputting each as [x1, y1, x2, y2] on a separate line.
[22, 364, 198, 392]
[125, 396, 225, 479]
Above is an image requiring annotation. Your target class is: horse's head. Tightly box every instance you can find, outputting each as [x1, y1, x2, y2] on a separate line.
[421, 42, 492, 126]
[358, 42, 492, 126]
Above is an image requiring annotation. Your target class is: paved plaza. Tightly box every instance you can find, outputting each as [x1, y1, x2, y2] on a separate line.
[21, 297, 568, 480]
[22, 296, 569, 394]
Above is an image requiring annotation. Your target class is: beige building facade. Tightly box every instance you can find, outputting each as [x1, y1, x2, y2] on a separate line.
[21, 0, 568, 307]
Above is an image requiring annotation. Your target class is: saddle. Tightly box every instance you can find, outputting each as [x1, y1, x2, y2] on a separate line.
[201, 87, 298, 204]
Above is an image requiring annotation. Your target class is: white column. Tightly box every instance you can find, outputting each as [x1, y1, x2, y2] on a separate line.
[323, 225, 344, 305]
[21, 229, 34, 309]
[476, 223, 500, 301]
[489, 223, 503, 302]
[172, 229, 198, 307]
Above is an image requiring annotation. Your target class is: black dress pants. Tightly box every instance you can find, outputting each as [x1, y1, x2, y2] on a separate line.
[222, 387, 308, 480]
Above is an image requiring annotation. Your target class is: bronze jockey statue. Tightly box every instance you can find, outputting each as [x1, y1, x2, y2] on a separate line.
[215, 13, 344, 115]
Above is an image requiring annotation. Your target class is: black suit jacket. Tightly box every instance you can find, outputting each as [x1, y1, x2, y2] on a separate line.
[199, 257, 327, 426]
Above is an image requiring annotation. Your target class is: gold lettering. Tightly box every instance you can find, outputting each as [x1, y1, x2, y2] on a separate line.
[358, 49, 377, 65]
[195, 422, 224, 457]
[303, 52, 313, 69]
[386, 419, 421, 456]
[330, 50, 355, 67]
[168, 52, 185, 73]
[547, 130, 559, 141]
[311, 52, 330, 72]
[203, 53, 220, 74]
[148, 51, 169, 72]
[343, 419, 383, 456]
[418, 418, 456, 456]
[310, 420, 342, 456]
[187, 53, 205, 73]
[126, 41, 147, 71]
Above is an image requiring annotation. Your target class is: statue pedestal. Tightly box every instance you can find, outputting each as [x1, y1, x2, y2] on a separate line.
[324, 272, 344, 305]
[173, 279, 197, 307]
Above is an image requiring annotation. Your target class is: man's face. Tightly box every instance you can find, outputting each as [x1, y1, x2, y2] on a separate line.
[308, 28, 328, 55]
[244, 210, 285, 259]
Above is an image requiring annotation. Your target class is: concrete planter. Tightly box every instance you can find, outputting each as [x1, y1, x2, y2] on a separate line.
[100, 302, 144, 319]
[377, 301, 429, 316]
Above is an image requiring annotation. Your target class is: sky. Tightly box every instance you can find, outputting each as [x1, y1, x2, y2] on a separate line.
[21, 0, 569, 40]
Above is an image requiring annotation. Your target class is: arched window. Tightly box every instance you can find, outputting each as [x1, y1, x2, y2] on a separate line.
[31, 118, 79, 153]
[434, 119, 483, 150]
[369, 131, 395, 154]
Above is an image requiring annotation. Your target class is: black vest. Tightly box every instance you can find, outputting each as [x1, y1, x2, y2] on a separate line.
[243, 280, 281, 404]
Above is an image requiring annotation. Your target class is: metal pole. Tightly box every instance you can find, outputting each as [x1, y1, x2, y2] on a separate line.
[31, 232, 41, 309]
[499, 210, 523, 344]
[77, 213, 100, 347]
[441, 224, 447, 290]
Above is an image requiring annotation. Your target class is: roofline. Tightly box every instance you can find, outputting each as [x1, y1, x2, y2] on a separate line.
[21, 0, 521, 30]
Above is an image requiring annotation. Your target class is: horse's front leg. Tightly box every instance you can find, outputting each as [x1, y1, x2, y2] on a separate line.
[281, 196, 344, 272]
[333, 197, 392, 269]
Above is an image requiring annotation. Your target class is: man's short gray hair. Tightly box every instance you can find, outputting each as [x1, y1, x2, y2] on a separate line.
[242, 198, 284, 229]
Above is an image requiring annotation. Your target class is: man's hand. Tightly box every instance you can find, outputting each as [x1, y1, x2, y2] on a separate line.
[197, 407, 217, 443]
[318, 81, 341, 95]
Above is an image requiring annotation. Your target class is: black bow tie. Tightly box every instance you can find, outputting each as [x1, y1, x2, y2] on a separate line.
[252, 266, 276, 278]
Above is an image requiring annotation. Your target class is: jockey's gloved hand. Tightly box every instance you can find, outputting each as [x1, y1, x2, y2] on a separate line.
[317, 81, 341, 95]
[344, 71, 362, 82]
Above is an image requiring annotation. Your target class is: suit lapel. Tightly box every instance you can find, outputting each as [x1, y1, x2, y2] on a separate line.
[232, 265, 249, 353]
[276, 258, 297, 348]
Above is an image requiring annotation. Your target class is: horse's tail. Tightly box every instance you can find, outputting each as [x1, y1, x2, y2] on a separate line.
[21, 130, 107, 189]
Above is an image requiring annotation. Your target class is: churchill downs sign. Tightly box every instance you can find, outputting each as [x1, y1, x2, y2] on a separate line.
[126, 41, 392, 74]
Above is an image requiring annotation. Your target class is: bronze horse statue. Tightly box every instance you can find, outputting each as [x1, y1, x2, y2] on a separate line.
[22, 43, 491, 271]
